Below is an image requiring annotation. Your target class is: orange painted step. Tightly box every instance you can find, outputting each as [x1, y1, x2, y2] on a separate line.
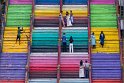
[93, 80, 122, 83]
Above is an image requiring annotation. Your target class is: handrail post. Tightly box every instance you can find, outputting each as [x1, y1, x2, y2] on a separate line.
[60, 0, 62, 12]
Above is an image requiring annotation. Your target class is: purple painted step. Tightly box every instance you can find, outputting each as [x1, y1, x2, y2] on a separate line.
[0, 53, 27, 80]
[10, 0, 32, 4]
[0, 60, 27, 65]
[92, 53, 120, 59]
[92, 69, 121, 73]
[92, 53, 121, 79]
[91, 0, 115, 4]
[0, 69, 25, 73]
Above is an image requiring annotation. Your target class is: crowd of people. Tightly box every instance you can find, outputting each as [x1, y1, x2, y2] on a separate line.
[59, 10, 74, 27]
[62, 31, 105, 53]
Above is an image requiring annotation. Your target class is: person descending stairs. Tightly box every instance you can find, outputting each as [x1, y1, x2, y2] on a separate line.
[90, 0, 122, 83]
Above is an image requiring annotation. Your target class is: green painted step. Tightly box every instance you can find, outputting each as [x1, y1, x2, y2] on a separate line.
[6, 5, 32, 27]
[32, 30, 58, 46]
[91, 5, 116, 8]
[91, 16, 116, 21]
[91, 10, 116, 14]
[90, 4, 117, 28]
[62, 29, 88, 46]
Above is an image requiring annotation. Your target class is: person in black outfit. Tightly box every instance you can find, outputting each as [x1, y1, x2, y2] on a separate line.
[99, 31, 105, 48]
[69, 36, 74, 53]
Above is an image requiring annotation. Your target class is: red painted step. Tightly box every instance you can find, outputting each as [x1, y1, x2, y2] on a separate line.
[0, 80, 24, 83]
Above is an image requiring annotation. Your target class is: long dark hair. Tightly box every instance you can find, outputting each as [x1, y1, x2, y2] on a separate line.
[80, 60, 83, 66]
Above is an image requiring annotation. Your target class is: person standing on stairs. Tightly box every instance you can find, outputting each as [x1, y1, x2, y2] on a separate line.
[79, 60, 85, 78]
[84, 60, 90, 78]
[16, 26, 23, 45]
[66, 11, 72, 27]
[70, 10, 74, 24]
[62, 33, 67, 52]
[59, 11, 65, 27]
[69, 36, 74, 53]
[99, 31, 105, 48]
[91, 32, 96, 49]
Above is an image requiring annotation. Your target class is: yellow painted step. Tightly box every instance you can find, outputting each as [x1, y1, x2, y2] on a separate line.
[4, 33, 30, 36]
[3, 44, 27, 47]
[92, 32, 118, 35]
[35, 13, 59, 16]
[35, 10, 59, 14]
[91, 27, 118, 31]
[3, 27, 30, 53]
[101, 41, 119, 43]
[3, 45, 27, 49]
[5, 27, 30, 30]
[95, 36, 119, 40]
[63, 10, 87, 14]
[3, 48, 28, 53]
[3, 41, 28, 44]
[95, 43, 119, 48]
[4, 38, 28, 41]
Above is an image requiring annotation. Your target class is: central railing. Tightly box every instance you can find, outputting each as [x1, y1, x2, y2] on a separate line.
[122, 38, 124, 83]
[25, 0, 34, 82]
[88, 0, 92, 83]
[1, 0, 8, 53]
[57, 0, 62, 83]
[115, 0, 123, 82]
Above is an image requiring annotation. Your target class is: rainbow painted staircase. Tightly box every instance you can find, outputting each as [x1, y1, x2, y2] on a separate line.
[29, 0, 59, 82]
[0, 0, 32, 83]
[29, 0, 90, 83]
[90, 0, 122, 83]
[59, 0, 89, 83]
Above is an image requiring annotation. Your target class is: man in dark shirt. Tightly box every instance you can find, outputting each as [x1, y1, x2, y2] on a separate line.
[16, 26, 23, 45]
[62, 33, 67, 52]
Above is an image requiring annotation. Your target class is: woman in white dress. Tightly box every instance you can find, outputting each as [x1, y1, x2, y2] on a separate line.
[79, 60, 85, 78]
[66, 11, 72, 27]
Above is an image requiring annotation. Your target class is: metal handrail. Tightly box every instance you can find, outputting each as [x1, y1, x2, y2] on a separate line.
[4, 0, 8, 24]
[122, 38, 124, 82]
[24, 15, 33, 83]
[88, 0, 92, 83]
[57, 18, 62, 83]
[57, 0, 63, 83]
[115, 0, 123, 82]
[24, 0, 34, 82]
[1, 0, 8, 53]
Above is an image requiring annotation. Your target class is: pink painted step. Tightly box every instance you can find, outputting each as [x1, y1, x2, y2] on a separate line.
[91, 0, 115, 4]
[10, 0, 32, 4]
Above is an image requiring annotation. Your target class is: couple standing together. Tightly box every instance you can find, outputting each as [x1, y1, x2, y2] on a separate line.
[59, 10, 74, 27]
